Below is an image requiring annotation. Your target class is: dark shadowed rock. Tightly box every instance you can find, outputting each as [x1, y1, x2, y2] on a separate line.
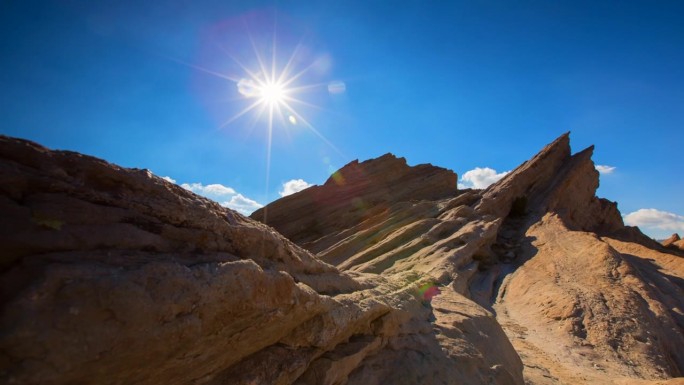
[3, 132, 682, 385]
[251, 153, 457, 253]
[252, 133, 684, 385]
[0, 136, 521, 385]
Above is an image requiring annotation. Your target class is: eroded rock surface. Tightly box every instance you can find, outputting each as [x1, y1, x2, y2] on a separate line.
[0, 136, 520, 385]
[255, 132, 684, 385]
[4, 131, 682, 385]
[662, 233, 681, 247]
[251, 153, 458, 253]
[662, 233, 684, 252]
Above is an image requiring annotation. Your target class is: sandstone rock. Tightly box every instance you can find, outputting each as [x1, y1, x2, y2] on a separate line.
[0, 136, 521, 385]
[253, 132, 684, 384]
[675, 239, 684, 251]
[496, 215, 684, 384]
[662, 233, 681, 247]
[4, 131, 683, 385]
[662, 234, 684, 252]
[251, 153, 458, 253]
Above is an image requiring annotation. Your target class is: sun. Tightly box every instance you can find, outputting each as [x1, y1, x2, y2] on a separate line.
[222, 44, 343, 160]
[258, 81, 286, 106]
[181, 17, 344, 160]
[178, 12, 348, 211]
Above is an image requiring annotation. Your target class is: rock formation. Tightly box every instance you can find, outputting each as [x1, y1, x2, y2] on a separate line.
[250, 153, 458, 253]
[254, 133, 684, 385]
[662, 234, 684, 252]
[0, 136, 520, 385]
[2, 133, 683, 385]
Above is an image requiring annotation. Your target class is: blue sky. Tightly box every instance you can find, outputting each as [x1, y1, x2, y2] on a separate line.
[1, 1, 683, 238]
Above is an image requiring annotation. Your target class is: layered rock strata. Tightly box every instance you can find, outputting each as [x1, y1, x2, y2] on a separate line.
[251, 153, 458, 253]
[255, 133, 684, 385]
[662, 234, 684, 252]
[0, 136, 521, 385]
[3, 131, 682, 385]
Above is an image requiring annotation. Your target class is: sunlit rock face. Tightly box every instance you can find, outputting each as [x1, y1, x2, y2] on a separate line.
[255, 133, 684, 385]
[2, 133, 683, 385]
[662, 233, 684, 252]
[0, 136, 520, 385]
[251, 153, 458, 253]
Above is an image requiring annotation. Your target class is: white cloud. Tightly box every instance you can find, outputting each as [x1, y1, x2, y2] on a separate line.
[624, 208, 684, 239]
[595, 165, 616, 175]
[181, 182, 236, 200]
[459, 167, 509, 189]
[179, 182, 262, 215]
[279, 179, 312, 197]
[150, 171, 263, 215]
[328, 80, 346, 94]
[221, 194, 264, 215]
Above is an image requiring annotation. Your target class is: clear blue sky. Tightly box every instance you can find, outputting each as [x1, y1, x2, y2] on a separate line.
[1, 1, 682, 238]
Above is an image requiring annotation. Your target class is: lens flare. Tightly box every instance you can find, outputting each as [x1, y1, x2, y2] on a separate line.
[179, 11, 347, 209]
[259, 81, 286, 106]
[418, 283, 441, 302]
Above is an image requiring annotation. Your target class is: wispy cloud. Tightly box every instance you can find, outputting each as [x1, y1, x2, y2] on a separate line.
[157, 175, 262, 215]
[459, 167, 509, 189]
[180, 182, 261, 215]
[595, 165, 616, 175]
[220, 194, 263, 214]
[279, 179, 312, 197]
[623, 208, 684, 239]
[181, 183, 236, 198]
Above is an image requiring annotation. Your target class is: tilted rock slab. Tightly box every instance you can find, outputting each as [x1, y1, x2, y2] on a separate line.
[0, 135, 522, 385]
[255, 133, 684, 385]
[251, 153, 458, 253]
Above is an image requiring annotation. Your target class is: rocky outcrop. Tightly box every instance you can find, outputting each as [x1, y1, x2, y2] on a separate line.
[250, 153, 458, 253]
[475, 133, 624, 234]
[3, 132, 682, 385]
[497, 215, 684, 383]
[0, 136, 521, 385]
[662, 234, 681, 247]
[675, 240, 684, 251]
[255, 133, 684, 385]
[662, 234, 684, 251]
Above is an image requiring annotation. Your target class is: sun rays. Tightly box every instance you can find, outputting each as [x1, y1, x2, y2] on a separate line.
[187, 22, 343, 159]
[176, 13, 347, 208]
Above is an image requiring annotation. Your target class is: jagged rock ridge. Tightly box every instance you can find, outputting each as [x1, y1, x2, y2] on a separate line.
[0, 136, 520, 385]
[662, 233, 684, 252]
[251, 153, 458, 252]
[2, 133, 683, 385]
[254, 133, 684, 385]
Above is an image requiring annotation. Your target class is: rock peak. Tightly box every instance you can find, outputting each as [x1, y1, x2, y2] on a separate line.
[662, 233, 682, 248]
[322, 152, 408, 186]
[252, 153, 457, 249]
[3, 133, 683, 385]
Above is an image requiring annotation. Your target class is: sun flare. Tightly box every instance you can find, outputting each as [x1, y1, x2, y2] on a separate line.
[258, 81, 286, 106]
[183, 16, 345, 194]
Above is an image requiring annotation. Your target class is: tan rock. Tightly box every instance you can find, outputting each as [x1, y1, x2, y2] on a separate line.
[496, 214, 684, 384]
[662, 234, 684, 252]
[251, 153, 458, 253]
[4, 130, 683, 385]
[252, 132, 684, 385]
[675, 239, 684, 250]
[0, 136, 521, 385]
[662, 233, 681, 247]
